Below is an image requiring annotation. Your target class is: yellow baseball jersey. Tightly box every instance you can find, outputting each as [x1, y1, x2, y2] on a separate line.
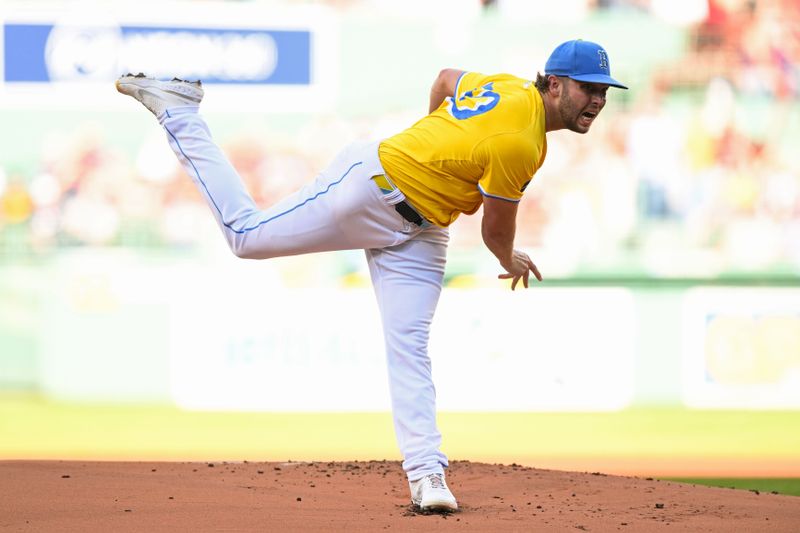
[378, 71, 548, 227]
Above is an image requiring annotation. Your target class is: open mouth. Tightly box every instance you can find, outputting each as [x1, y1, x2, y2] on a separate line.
[578, 110, 597, 127]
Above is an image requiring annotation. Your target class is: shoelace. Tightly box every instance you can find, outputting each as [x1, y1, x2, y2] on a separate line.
[426, 473, 446, 490]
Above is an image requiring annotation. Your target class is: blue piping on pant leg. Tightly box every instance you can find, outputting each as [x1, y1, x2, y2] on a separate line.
[163, 122, 362, 234]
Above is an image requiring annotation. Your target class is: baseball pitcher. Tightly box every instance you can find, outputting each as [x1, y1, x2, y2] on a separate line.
[117, 39, 627, 511]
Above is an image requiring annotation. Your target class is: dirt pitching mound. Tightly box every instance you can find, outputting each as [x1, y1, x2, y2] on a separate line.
[1, 460, 798, 531]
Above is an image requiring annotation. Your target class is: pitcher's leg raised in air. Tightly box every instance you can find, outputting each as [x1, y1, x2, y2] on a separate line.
[116, 75, 408, 259]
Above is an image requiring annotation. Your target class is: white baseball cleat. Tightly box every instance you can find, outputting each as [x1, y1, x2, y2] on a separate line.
[115, 73, 204, 117]
[409, 473, 458, 511]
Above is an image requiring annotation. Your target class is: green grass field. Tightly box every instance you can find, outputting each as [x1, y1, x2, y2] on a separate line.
[666, 478, 800, 497]
[2, 394, 799, 495]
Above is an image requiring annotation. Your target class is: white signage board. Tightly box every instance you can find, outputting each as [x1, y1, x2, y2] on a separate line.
[170, 273, 636, 411]
[682, 288, 800, 409]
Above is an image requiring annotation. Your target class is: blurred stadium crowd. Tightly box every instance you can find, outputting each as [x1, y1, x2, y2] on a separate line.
[0, 0, 798, 278]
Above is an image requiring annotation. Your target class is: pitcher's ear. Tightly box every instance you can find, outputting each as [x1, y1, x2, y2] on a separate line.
[548, 75, 562, 95]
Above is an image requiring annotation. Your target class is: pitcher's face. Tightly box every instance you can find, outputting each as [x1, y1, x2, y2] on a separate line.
[559, 78, 609, 134]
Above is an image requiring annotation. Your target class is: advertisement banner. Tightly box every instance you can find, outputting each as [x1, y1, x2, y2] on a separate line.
[0, 3, 337, 110]
[682, 288, 800, 409]
[169, 276, 637, 411]
[4, 23, 309, 85]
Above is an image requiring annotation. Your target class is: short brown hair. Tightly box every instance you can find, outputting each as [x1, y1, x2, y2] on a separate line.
[535, 73, 569, 93]
[534, 72, 550, 93]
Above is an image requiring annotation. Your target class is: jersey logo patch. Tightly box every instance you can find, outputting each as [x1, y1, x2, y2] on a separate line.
[447, 82, 500, 120]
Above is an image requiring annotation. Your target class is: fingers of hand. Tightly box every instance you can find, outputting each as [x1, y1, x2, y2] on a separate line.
[532, 263, 543, 281]
[499, 261, 540, 289]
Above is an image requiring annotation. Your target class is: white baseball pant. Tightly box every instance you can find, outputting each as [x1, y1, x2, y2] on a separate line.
[159, 107, 449, 481]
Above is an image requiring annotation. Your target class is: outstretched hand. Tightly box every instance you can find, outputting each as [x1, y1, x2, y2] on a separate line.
[498, 249, 543, 290]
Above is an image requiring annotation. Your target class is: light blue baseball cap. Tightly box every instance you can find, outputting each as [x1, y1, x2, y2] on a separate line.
[545, 39, 628, 89]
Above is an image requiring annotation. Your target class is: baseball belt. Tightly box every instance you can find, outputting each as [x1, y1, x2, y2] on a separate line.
[372, 174, 430, 227]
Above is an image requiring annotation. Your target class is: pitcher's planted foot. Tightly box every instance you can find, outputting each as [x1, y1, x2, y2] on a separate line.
[409, 473, 458, 512]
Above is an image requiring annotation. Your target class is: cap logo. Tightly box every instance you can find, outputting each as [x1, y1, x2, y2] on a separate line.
[597, 49, 609, 73]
